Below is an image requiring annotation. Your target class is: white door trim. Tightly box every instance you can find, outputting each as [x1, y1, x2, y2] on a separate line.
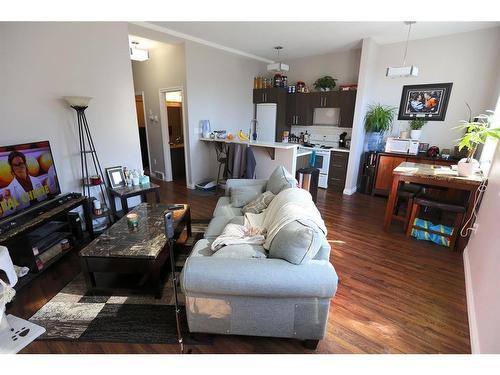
[158, 86, 190, 187]
[135, 91, 152, 172]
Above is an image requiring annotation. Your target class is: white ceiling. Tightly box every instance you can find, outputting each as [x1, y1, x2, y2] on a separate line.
[149, 21, 499, 61]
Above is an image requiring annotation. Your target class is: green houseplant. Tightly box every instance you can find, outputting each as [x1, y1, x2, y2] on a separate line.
[313, 76, 338, 91]
[409, 118, 427, 140]
[455, 111, 500, 176]
[364, 104, 397, 151]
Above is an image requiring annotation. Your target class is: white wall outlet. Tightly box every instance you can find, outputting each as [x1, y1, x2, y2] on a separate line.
[471, 223, 479, 233]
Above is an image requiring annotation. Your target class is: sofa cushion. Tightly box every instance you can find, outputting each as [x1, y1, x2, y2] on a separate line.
[212, 244, 266, 259]
[189, 239, 214, 257]
[266, 166, 297, 195]
[230, 185, 265, 208]
[241, 191, 275, 214]
[205, 216, 244, 240]
[268, 219, 323, 265]
[213, 196, 242, 218]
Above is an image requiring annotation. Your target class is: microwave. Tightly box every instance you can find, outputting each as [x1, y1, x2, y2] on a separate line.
[385, 138, 419, 155]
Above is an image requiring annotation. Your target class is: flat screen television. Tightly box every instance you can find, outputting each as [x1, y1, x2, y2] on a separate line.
[0, 141, 61, 220]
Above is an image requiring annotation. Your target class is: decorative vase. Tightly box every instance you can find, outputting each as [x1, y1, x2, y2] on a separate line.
[366, 132, 384, 151]
[410, 129, 422, 140]
[457, 158, 480, 177]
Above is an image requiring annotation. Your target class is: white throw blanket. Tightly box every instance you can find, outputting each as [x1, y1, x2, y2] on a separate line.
[210, 223, 266, 251]
[245, 188, 327, 250]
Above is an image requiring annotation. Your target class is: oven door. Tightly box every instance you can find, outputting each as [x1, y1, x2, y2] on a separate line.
[313, 151, 330, 175]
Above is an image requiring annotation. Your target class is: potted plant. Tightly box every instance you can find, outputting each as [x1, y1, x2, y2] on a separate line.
[455, 111, 500, 176]
[364, 104, 397, 151]
[409, 118, 427, 140]
[313, 76, 338, 92]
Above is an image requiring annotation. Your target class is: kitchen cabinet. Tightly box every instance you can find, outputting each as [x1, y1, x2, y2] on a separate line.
[286, 93, 311, 126]
[310, 91, 340, 109]
[339, 90, 357, 128]
[328, 151, 349, 192]
[253, 88, 285, 104]
[373, 153, 455, 196]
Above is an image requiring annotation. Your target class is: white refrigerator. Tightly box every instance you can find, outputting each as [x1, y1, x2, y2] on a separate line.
[255, 103, 277, 143]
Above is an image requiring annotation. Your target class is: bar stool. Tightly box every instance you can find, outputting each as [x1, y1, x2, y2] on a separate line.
[392, 183, 423, 231]
[406, 196, 466, 251]
[214, 142, 228, 190]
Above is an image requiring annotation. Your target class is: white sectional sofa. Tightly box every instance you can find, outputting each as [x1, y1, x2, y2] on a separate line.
[180, 167, 338, 349]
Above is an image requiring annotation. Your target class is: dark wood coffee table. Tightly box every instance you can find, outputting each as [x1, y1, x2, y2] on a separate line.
[79, 202, 191, 298]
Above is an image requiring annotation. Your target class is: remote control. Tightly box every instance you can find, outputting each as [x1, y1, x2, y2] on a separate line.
[167, 204, 184, 211]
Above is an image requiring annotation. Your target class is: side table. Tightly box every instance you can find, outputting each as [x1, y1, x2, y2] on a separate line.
[108, 183, 161, 219]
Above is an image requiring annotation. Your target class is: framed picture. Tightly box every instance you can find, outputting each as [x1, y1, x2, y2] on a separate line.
[105, 166, 125, 188]
[398, 82, 453, 121]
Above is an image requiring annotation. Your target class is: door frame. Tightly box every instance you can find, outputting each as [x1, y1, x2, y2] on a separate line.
[158, 86, 190, 186]
[135, 91, 152, 172]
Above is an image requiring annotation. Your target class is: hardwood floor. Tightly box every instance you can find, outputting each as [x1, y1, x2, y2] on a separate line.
[10, 178, 470, 354]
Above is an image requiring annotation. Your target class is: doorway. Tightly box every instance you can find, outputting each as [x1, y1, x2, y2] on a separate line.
[135, 92, 150, 172]
[160, 88, 187, 182]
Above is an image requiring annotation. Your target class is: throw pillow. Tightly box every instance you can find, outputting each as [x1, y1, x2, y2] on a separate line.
[241, 191, 275, 214]
[230, 185, 265, 208]
[211, 244, 267, 259]
[268, 219, 323, 265]
[266, 166, 297, 195]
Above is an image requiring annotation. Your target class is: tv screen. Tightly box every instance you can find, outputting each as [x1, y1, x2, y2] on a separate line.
[0, 141, 61, 220]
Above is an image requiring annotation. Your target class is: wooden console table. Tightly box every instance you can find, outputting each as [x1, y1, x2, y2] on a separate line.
[383, 162, 484, 252]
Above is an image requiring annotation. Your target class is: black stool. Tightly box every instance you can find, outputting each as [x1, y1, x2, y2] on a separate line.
[406, 196, 466, 251]
[214, 142, 228, 190]
[392, 183, 423, 231]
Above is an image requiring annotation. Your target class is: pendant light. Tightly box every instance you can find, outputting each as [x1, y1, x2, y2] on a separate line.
[386, 21, 419, 78]
[267, 46, 289, 72]
[130, 41, 149, 62]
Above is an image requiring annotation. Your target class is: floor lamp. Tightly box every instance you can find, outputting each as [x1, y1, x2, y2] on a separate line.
[64, 96, 111, 229]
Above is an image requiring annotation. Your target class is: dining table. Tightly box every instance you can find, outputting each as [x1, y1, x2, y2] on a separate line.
[383, 162, 485, 252]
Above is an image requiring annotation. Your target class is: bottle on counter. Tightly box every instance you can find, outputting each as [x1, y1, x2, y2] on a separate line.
[300, 132, 305, 143]
[304, 130, 310, 143]
[282, 131, 289, 143]
[273, 73, 282, 87]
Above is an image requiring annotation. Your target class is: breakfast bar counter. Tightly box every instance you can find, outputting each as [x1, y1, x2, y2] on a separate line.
[200, 137, 300, 179]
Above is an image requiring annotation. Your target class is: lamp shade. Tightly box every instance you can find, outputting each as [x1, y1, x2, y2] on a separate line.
[63, 96, 93, 107]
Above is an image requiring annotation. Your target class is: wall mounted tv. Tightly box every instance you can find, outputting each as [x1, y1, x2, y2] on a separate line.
[0, 141, 61, 220]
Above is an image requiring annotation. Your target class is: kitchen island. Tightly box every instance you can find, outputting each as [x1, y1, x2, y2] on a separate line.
[200, 137, 301, 179]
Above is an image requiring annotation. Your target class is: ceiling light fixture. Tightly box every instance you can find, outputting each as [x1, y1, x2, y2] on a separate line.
[386, 21, 418, 78]
[130, 41, 149, 62]
[267, 46, 289, 73]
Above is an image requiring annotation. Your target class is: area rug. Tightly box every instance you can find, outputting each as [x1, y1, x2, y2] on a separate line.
[29, 220, 211, 345]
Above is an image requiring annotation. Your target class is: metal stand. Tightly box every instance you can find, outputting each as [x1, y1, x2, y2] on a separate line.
[168, 238, 185, 354]
[71, 105, 112, 230]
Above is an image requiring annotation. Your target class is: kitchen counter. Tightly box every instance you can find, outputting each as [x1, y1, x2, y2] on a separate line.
[200, 137, 299, 150]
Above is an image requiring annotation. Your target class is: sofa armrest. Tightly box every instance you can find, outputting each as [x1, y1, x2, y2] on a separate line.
[181, 256, 338, 299]
[225, 179, 268, 196]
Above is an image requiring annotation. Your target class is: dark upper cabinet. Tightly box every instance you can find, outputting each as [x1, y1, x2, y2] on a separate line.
[286, 93, 311, 126]
[253, 88, 285, 104]
[309, 91, 340, 108]
[339, 90, 357, 128]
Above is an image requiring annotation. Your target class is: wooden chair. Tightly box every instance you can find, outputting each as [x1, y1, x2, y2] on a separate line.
[406, 196, 466, 251]
[391, 183, 423, 231]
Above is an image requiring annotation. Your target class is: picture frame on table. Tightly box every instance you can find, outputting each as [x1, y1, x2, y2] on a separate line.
[398, 82, 453, 121]
[105, 166, 125, 188]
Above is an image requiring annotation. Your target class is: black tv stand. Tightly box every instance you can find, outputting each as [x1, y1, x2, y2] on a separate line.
[0, 193, 93, 291]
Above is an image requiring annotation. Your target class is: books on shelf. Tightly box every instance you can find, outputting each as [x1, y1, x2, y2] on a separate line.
[36, 242, 63, 270]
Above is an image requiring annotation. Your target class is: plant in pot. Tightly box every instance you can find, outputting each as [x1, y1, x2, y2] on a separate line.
[364, 104, 397, 151]
[409, 118, 427, 140]
[313, 76, 338, 92]
[455, 111, 500, 177]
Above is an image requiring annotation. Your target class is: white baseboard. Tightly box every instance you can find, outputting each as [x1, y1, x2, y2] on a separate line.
[343, 186, 357, 195]
[463, 246, 480, 353]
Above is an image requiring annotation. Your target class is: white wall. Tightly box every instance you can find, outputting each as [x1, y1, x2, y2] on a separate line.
[368, 27, 500, 150]
[0, 22, 142, 197]
[285, 48, 361, 89]
[184, 42, 266, 185]
[131, 41, 186, 180]
[463, 79, 500, 354]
